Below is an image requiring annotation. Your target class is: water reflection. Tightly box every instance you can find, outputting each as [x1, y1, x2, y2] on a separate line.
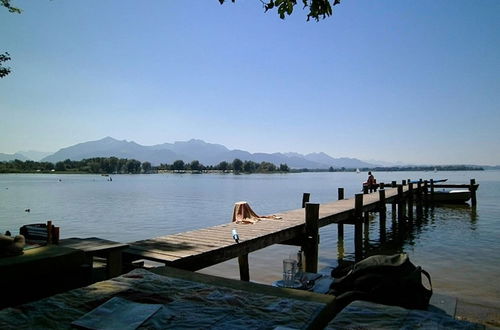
[332, 202, 478, 273]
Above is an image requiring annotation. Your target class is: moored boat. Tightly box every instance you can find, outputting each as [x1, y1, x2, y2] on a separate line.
[431, 190, 471, 204]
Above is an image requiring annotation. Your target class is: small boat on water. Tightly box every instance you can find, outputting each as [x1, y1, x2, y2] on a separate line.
[410, 179, 448, 184]
[431, 190, 471, 204]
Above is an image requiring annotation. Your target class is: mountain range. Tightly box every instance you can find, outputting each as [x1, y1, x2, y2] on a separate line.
[2, 138, 496, 169]
[16, 137, 375, 169]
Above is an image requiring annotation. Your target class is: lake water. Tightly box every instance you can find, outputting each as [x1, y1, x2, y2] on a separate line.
[1, 171, 499, 308]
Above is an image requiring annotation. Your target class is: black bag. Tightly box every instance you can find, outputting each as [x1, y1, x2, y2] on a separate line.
[329, 254, 432, 310]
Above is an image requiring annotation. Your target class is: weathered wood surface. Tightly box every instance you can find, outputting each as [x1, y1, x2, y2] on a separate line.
[124, 186, 408, 270]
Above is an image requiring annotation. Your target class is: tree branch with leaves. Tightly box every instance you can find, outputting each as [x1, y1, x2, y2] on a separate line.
[0, 52, 12, 78]
[219, 0, 341, 21]
[1, 0, 20, 13]
[1, 1, 20, 78]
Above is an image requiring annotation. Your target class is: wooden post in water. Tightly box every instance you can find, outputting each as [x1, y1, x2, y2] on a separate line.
[380, 182, 385, 190]
[303, 203, 319, 273]
[402, 180, 407, 186]
[470, 179, 477, 206]
[46, 220, 52, 245]
[416, 180, 423, 218]
[302, 193, 310, 208]
[379, 189, 387, 242]
[407, 182, 414, 220]
[337, 188, 344, 238]
[336, 187, 345, 261]
[391, 182, 397, 218]
[363, 185, 368, 194]
[430, 179, 435, 203]
[354, 194, 363, 262]
[238, 254, 250, 281]
[338, 188, 344, 201]
[397, 185, 405, 222]
[379, 189, 387, 216]
[423, 180, 429, 203]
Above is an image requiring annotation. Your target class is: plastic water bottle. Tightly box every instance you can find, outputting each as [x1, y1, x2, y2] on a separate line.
[232, 229, 239, 243]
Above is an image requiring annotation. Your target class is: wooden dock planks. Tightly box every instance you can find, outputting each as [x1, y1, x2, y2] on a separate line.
[123, 186, 407, 271]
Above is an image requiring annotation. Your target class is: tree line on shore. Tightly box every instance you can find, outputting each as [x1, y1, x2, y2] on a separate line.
[0, 157, 290, 174]
[0, 158, 483, 174]
[293, 165, 483, 173]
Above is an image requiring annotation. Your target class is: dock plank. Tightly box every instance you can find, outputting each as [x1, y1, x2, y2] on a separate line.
[124, 186, 410, 270]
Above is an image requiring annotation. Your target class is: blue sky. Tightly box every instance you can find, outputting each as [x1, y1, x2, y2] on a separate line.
[1, 1, 499, 165]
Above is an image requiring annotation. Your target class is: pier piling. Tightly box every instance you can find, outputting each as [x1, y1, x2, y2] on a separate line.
[303, 203, 320, 273]
[302, 193, 310, 208]
[238, 255, 250, 281]
[470, 179, 477, 206]
[337, 188, 344, 239]
[408, 182, 414, 220]
[354, 194, 363, 262]
[397, 185, 405, 221]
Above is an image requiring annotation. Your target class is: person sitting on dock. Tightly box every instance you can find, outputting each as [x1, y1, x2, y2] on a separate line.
[364, 171, 377, 193]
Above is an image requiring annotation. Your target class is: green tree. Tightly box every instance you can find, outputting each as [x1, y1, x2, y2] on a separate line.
[43, 162, 54, 171]
[109, 157, 119, 173]
[219, 0, 340, 21]
[232, 158, 243, 173]
[55, 161, 66, 171]
[243, 160, 256, 173]
[118, 158, 127, 173]
[279, 163, 290, 172]
[100, 158, 111, 173]
[142, 161, 152, 173]
[89, 161, 100, 173]
[218, 161, 229, 173]
[189, 160, 202, 172]
[258, 161, 277, 172]
[328, 166, 334, 172]
[172, 160, 185, 172]
[126, 159, 141, 173]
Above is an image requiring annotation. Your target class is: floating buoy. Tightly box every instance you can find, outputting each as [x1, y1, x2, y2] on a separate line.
[25, 208, 30, 212]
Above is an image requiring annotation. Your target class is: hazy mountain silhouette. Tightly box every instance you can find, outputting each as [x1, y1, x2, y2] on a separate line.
[16, 150, 53, 161]
[40, 137, 376, 168]
[0, 153, 28, 162]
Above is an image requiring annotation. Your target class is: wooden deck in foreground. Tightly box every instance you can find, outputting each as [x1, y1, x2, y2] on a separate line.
[124, 185, 406, 272]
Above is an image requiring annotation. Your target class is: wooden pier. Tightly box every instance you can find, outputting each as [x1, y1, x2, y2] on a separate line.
[123, 179, 478, 281]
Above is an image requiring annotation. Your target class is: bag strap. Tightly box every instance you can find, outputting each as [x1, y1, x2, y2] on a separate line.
[419, 267, 433, 293]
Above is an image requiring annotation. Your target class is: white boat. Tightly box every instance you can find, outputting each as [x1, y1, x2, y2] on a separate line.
[431, 190, 471, 204]
[356, 168, 360, 174]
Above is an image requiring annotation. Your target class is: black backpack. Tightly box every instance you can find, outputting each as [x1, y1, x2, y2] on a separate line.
[329, 254, 432, 310]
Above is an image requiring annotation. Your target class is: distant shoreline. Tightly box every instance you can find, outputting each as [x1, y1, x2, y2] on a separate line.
[0, 167, 488, 175]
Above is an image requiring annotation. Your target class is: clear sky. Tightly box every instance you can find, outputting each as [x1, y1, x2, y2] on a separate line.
[1, 1, 499, 165]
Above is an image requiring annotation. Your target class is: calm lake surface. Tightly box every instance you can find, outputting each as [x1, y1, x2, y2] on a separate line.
[1, 171, 499, 308]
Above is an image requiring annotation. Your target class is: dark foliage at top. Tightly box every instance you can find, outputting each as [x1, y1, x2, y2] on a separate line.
[219, 0, 341, 21]
[0, 52, 12, 78]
